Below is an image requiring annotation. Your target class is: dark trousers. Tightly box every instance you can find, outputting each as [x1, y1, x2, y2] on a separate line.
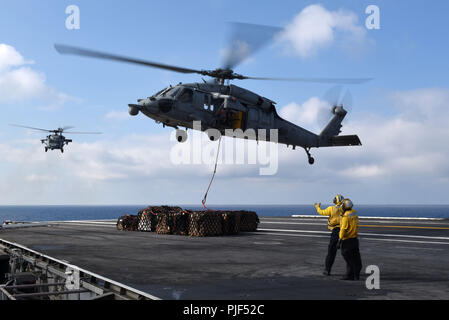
[341, 237, 362, 279]
[325, 227, 340, 273]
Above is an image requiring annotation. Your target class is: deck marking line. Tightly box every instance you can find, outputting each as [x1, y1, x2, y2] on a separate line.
[258, 228, 449, 241]
[257, 231, 449, 245]
[359, 224, 449, 230]
[262, 221, 449, 229]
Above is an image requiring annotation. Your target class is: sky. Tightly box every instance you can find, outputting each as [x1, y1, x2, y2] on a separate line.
[0, 0, 449, 205]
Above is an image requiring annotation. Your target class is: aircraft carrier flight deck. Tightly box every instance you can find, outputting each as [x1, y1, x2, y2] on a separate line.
[1, 215, 448, 300]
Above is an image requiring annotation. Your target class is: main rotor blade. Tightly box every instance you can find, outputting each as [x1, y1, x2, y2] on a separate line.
[55, 44, 203, 75]
[64, 131, 102, 135]
[9, 124, 51, 132]
[222, 22, 283, 70]
[62, 126, 75, 131]
[242, 76, 372, 84]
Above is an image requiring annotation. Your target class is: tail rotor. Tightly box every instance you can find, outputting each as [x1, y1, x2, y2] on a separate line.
[323, 85, 353, 117]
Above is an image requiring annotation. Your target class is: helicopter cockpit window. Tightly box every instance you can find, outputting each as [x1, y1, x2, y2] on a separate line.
[157, 87, 171, 96]
[168, 87, 182, 97]
[161, 87, 181, 98]
[178, 88, 193, 103]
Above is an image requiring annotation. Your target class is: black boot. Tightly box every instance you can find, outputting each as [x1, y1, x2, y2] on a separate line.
[323, 270, 331, 276]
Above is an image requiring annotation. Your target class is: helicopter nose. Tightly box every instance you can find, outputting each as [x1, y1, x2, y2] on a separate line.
[145, 99, 173, 113]
[129, 98, 159, 116]
[144, 100, 160, 113]
[129, 98, 173, 116]
[128, 104, 141, 116]
[157, 99, 173, 113]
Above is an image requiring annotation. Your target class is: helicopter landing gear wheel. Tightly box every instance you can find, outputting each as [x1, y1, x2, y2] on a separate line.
[45, 147, 48, 152]
[304, 147, 314, 165]
[61, 149, 64, 154]
[176, 129, 187, 143]
[207, 130, 221, 142]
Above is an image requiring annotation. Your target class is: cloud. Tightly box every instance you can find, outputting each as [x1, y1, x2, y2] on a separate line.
[278, 4, 367, 58]
[26, 174, 56, 182]
[105, 110, 130, 120]
[277, 88, 449, 184]
[0, 44, 74, 109]
[390, 88, 449, 120]
[340, 165, 385, 179]
[353, 89, 449, 181]
[0, 44, 34, 71]
[278, 97, 331, 132]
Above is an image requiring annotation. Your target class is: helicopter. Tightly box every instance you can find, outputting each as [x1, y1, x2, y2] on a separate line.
[11, 125, 102, 153]
[54, 23, 368, 164]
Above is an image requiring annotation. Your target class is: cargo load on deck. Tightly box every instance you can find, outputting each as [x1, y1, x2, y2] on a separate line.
[117, 206, 259, 237]
[116, 214, 139, 231]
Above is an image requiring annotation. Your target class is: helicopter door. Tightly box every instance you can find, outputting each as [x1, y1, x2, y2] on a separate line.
[247, 108, 259, 130]
[226, 110, 243, 129]
[224, 98, 246, 130]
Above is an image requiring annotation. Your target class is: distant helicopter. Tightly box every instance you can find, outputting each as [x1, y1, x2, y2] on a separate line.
[11, 125, 102, 153]
[55, 23, 369, 164]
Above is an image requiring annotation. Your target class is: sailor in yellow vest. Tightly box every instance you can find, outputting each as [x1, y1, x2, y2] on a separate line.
[338, 199, 363, 280]
[314, 195, 345, 276]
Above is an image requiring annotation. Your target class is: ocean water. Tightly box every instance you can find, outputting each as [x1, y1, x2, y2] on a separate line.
[0, 205, 448, 223]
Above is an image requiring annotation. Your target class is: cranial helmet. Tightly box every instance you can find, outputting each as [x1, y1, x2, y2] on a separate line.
[342, 199, 353, 211]
[333, 194, 344, 205]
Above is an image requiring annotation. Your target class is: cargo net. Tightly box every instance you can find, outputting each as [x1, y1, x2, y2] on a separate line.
[238, 211, 260, 232]
[188, 211, 223, 237]
[117, 206, 259, 237]
[116, 214, 139, 231]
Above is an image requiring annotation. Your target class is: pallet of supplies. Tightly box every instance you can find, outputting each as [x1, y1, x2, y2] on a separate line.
[137, 206, 184, 233]
[221, 211, 241, 235]
[172, 211, 190, 235]
[117, 214, 139, 231]
[118, 206, 259, 236]
[156, 212, 173, 234]
[188, 211, 223, 237]
[152, 206, 183, 234]
[238, 211, 259, 232]
[137, 209, 157, 232]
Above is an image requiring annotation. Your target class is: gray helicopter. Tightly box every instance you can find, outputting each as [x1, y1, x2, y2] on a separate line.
[11, 125, 101, 153]
[54, 24, 368, 164]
